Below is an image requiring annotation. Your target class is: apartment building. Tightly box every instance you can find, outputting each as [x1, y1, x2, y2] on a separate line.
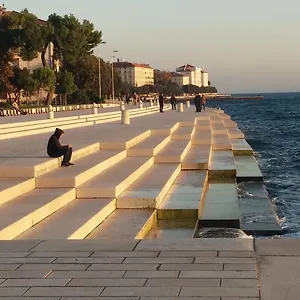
[114, 61, 154, 87]
[176, 64, 209, 87]
[170, 73, 190, 87]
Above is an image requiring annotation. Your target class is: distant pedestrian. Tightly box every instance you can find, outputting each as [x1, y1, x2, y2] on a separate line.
[47, 128, 74, 167]
[194, 93, 201, 112]
[201, 94, 206, 111]
[159, 93, 166, 113]
[170, 95, 177, 110]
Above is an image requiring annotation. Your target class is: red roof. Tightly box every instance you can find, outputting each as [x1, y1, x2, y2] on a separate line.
[114, 62, 153, 69]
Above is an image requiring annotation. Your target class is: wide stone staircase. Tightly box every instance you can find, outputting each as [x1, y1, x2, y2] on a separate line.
[0, 108, 280, 240]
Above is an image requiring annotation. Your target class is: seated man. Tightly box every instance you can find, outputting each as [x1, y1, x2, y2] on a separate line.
[47, 128, 74, 167]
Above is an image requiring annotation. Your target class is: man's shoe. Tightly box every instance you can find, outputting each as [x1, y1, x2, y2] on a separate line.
[61, 163, 71, 167]
[69, 162, 74, 166]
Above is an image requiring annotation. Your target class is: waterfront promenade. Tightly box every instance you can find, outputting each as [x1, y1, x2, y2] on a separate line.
[0, 238, 299, 299]
[0, 104, 295, 299]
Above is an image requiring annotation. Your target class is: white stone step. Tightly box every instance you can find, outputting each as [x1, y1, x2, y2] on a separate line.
[158, 171, 208, 220]
[154, 140, 191, 163]
[77, 157, 154, 198]
[195, 119, 211, 130]
[171, 126, 195, 141]
[199, 182, 240, 227]
[36, 150, 126, 188]
[212, 134, 232, 150]
[235, 156, 263, 181]
[0, 178, 35, 205]
[100, 130, 151, 150]
[127, 134, 170, 157]
[0, 188, 75, 240]
[117, 164, 181, 209]
[227, 127, 245, 139]
[223, 119, 237, 128]
[86, 209, 155, 239]
[192, 130, 211, 145]
[232, 139, 253, 155]
[209, 150, 236, 179]
[0, 143, 100, 178]
[182, 145, 211, 170]
[15, 198, 116, 240]
[151, 123, 179, 135]
[211, 123, 227, 134]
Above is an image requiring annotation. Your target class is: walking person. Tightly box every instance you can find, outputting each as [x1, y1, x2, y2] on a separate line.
[47, 128, 74, 167]
[170, 94, 177, 110]
[201, 94, 206, 111]
[194, 93, 201, 112]
[159, 93, 166, 113]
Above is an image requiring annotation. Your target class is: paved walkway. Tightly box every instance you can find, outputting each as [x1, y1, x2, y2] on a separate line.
[0, 238, 297, 299]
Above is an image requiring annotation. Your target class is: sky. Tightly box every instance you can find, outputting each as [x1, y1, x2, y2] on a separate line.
[6, 0, 300, 93]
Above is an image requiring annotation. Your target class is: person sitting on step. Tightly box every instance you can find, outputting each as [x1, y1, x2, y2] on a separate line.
[47, 128, 74, 167]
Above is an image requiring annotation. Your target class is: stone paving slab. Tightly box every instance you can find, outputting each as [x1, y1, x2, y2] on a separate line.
[135, 239, 254, 251]
[255, 239, 300, 255]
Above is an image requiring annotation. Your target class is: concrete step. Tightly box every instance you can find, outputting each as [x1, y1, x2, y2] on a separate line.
[211, 123, 227, 134]
[223, 119, 237, 128]
[195, 119, 211, 131]
[127, 134, 170, 157]
[0, 143, 100, 178]
[232, 139, 253, 155]
[182, 145, 211, 170]
[100, 130, 151, 150]
[158, 171, 208, 220]
[77, 157, 154, 198]
[171, 126, 195, 141]
[212, 134, 232, 150]
[15, 198, 116, 240]
[86, 209, 155, 239]
[36, 150, 126, 188]
[191, 130, 211, 145]
[154, 140, 191, 163]
[0, 178, 35, 206]
[151, 123, 179, 135]
[227, 127, 245, 139]
[0, 188, 75, 240]
[117, 164, 181, 209]
[239, 182, 281, 235]
[235, 156, 263, 182]
[198, 182, 240, 228]
[199, 182, 240, 228]
[209, 150, 236, 179]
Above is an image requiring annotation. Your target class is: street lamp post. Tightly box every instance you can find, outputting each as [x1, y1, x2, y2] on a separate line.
[98, 41, 106, 100]
[111, 50, 119, 102]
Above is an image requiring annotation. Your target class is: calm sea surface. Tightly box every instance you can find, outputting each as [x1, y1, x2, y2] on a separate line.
[210, 92, 300, 237]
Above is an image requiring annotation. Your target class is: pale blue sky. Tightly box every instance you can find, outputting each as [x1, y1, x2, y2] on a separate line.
[7, 0, 300, 93]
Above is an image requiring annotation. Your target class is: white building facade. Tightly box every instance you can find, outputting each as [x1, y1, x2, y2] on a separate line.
[175, 64, 209, 87]
[170, 73, 190, 87]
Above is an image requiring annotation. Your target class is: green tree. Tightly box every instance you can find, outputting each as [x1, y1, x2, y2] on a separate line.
[32, 67, 56, 104]
[55, 70, 77, 104]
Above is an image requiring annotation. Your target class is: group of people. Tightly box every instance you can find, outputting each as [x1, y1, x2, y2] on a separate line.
[158, 93, 206, 113]
[46, 93, 207, 168]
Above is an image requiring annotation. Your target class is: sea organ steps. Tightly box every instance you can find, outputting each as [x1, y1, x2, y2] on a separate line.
[0, 108, 280, 239]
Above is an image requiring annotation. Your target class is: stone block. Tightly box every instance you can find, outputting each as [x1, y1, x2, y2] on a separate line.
[221, 278, 258, 287]
[159, 251, 217, 257]
[160, 264, 223, 271]
[88, 264, 160, 271]
[180, 287, 259, 297]
[224, 263, 256, 271]
[194, 257, 255, 264]
[101, 286, 180, 297]
[24, 287, 104, 297]
[67, 278, 146, 287]
[123, 271, 179, 278]
[145, 278, 220, 287]
[1, 278, 70, 287]
[48, 270, 125, 278]
[91, 251, 159, 257]
[123, 257, 193, 264]
[179, 270, 257, 278]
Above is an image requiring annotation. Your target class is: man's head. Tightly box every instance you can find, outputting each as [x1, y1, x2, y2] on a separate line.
[54, 128, 64, 139]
